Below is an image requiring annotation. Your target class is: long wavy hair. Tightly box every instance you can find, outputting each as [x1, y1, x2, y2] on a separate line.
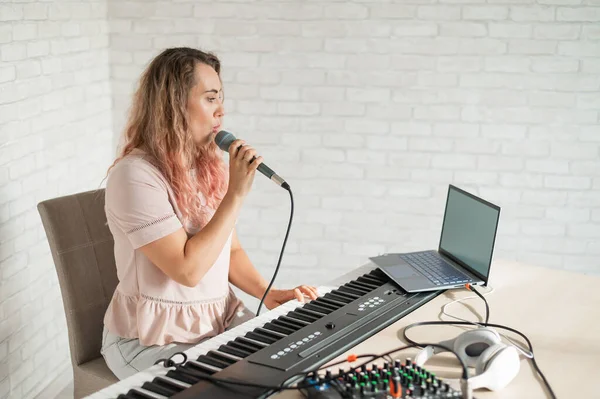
[107, 47, 228, 229]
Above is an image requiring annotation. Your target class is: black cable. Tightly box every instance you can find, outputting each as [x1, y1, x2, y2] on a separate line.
[403, 320, 556, 399]
[467, 284, 489, 324]
[256, 184, 293, 316]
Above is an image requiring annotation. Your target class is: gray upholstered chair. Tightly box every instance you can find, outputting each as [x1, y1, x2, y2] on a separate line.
[37, 189, 119, 398]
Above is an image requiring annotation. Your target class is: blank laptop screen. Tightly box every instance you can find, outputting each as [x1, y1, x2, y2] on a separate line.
[439, 186, 500, 282]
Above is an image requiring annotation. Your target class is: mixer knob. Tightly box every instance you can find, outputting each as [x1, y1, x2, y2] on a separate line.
[325, 369, 332, 380]
[390, 376, 402, 399]
[443, 382, 450, 392]
[361, 364, 368, 373]
[383, 361, 390, 370]
[370, 381, 378, 392]
[394, 359, 401, 368]
[413, 385, 423, 396]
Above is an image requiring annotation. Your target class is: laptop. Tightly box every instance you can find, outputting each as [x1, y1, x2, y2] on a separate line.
[369, 185, 501, 293]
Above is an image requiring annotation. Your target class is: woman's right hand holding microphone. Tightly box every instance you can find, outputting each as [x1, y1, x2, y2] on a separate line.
[226, 139, 263, 200]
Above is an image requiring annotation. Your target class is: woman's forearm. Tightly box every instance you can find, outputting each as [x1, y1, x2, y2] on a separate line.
[182, 193, 243, 285]
[229, 248, 269, 299]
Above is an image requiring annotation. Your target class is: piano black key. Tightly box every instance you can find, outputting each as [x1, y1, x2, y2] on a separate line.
[141, 380, 176, 397]
[178, 364, 214, 382]
[287, 310, 317, 323]
[324, 292, 354, 303]
[368, 269, 389, 282]
[302, 302, 333, 315]
[153, 376, 187, 393]
[296, 306, 327, 318]
[346, 281, 373, 294]
[279, 315, 310, 327]
[218, 344, 251, 358]
[255, 326, 287, 339]
[246, 331, 278, 345]
[293, 309, 322, 322]
[271, 318, 303, 331]
[356, 276, 382, 289]
[167, 369, 200, 385]
[264, 321, 296, 335]
[337, 286, 363, 298]
[197, 354, 231, 370]
[317, 296, 347, 308]
[228, 340, 260, 354]
[123, 389, 160, 399]
[207, 349, 241, 364]
[235, 336, 268, 350]
[186, 359, 221, 374]
[311, 298, 339, 312]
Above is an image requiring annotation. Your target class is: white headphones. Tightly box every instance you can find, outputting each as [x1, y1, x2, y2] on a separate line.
[414, 327, 520, 391]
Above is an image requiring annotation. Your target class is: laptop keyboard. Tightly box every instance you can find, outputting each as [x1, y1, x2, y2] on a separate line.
[399, 252, 473, 286]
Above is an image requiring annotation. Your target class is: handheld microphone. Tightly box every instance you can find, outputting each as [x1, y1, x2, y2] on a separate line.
[215, 130, 290, 190]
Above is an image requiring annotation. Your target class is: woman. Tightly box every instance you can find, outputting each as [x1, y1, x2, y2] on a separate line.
[100, 47, 318, 380]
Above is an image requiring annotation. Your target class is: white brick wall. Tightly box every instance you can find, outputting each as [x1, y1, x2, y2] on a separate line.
[0, 0, 113, 397]
[108, 0, 600, 307]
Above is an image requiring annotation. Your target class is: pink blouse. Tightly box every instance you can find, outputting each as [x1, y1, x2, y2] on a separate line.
[103, 148, 243, 346]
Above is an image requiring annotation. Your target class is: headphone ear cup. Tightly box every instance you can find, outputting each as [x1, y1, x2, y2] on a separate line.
[454, 328, 502, 368]
[475, 344, 505, 376]
[473, 345, 520, 391]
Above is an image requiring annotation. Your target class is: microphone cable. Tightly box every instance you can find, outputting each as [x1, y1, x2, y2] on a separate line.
[256, 184, 293, 316]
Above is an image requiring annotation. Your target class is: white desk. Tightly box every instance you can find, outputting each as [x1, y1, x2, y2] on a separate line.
[276, 260, 600, 399]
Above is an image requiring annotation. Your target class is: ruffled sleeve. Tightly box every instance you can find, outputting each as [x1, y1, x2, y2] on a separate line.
[105, 159, 183, 249]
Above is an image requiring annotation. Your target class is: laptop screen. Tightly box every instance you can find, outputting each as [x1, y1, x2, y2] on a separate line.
[438, 185, 500, 284]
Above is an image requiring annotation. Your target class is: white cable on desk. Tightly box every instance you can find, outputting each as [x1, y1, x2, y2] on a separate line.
[440, 286, 534, 358]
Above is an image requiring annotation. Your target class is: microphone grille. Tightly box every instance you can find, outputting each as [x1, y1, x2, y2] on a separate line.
[215, 130, 236, 152]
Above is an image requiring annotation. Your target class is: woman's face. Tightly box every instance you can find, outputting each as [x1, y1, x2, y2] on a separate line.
[187, 63, 224, 148]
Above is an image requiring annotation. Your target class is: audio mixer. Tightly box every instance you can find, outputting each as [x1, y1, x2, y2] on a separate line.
[300, 357, 470, 399]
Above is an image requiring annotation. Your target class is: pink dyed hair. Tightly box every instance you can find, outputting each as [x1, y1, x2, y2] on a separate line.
[107, 47, 228, 228]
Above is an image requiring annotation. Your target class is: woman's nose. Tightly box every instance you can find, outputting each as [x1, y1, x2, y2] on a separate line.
[215, 104, 225, 118]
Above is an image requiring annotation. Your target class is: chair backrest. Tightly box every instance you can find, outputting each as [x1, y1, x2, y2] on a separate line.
[37, 189, 118, 366]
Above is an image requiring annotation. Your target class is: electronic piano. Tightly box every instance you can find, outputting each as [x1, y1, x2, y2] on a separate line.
[87, 263, 442, 399]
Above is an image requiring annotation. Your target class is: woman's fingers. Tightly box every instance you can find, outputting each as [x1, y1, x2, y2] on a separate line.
[295, 285, 319, 300]
[243, 148, 257, 162]
[249, 156, 263, 171]
[229, 139, 245, 157]
[305, 285, 319, 299]
[294, 288, 304, 303]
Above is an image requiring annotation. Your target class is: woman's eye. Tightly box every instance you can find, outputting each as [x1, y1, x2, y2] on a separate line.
[207, 97, 217, 103]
